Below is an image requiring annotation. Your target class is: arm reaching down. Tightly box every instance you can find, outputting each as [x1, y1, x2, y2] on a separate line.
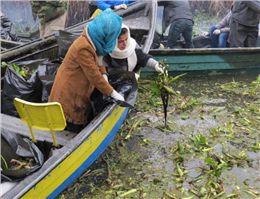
[110, 90, 125, 101]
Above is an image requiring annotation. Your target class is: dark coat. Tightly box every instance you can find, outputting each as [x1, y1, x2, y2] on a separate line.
[231, 1, 260, 27]
[158, 0, 193, 33]
[228, 1, 260, 47]
[103, 48, 152, 74]
[49, 28, 113, 125]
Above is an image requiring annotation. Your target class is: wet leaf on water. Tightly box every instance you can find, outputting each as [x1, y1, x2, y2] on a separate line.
[142, 138, 152, 145]
[117, 189, 137, 198]
[153, 178, 162, 184]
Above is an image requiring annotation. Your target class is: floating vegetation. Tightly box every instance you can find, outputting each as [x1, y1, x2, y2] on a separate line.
[150, 60, 186, 127]
[58, 74, 260, 199]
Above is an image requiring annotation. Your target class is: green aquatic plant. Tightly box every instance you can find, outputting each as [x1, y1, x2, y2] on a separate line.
[1, 155, 9, 170]
[150, 60, 186, 127]
[1, 62, 36, 80]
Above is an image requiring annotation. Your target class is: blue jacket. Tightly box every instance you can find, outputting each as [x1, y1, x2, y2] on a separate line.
[98, 1, 134, 11]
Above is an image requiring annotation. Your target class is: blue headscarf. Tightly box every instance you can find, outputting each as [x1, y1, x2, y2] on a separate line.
[88, 9, 123, 56]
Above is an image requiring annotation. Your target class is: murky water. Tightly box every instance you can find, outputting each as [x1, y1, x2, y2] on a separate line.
[58, 74, 260, 199]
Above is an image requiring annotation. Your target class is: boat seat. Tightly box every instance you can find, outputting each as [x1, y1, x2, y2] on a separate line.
[0, 113, 76, 146]
[13, 98, 67, 147]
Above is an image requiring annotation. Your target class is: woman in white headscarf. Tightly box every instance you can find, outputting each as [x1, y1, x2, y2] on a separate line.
[103, 24, 164, 80]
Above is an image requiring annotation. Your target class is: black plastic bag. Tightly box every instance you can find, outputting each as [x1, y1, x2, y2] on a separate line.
[1, 129, 44, 182]
[90, 71, 138, 117]
[37, 62, 60, 102]
[56, 29, 83, 59]
[0, 11, 20, 41]
[1, 59, 46, 117]
[193, 35, 212, 48]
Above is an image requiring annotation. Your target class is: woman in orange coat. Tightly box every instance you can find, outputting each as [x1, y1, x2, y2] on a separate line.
[49, 9, 123, 133]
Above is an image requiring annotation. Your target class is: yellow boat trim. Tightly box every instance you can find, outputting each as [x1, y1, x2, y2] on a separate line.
[22, 106, 126, 198]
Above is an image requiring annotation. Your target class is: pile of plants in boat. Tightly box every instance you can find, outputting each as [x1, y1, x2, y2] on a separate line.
[1, 156, 36, 171]
[1, 62, 36, 80]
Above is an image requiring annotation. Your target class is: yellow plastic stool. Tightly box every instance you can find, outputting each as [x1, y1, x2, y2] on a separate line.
[13, 98, 67, 147]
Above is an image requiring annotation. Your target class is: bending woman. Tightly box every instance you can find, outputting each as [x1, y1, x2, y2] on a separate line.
[49, 9, 124, 133]
[103, 24, 164, 79]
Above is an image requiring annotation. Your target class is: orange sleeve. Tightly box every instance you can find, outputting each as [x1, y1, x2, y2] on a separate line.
[77, 47, 113, 96]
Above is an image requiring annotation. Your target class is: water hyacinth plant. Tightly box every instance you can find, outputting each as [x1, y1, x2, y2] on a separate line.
[150, 60, 186, 127]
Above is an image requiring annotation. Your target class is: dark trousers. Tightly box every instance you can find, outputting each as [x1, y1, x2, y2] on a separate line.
[167, 18, 194, 49]
[209, 26, 229, 48]
[228, 19, 258, 47]
[66, 122, 86, 134]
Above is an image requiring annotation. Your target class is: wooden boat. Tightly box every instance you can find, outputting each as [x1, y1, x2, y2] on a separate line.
[0, 30, 39, 52]
[141, 47, 260, 78]
[0, 39, 23, 52]
[0, 1, 157, 198]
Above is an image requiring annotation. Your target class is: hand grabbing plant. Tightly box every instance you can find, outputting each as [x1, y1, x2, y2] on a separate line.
[150, 60, 186, 127]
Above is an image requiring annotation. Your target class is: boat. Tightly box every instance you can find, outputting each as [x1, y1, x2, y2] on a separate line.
[0, 30, 39, 52]
[0, 39, 23, 52]
[0, 1, 157, 198]
[141, 16, 260, 77]
[141, 45, 260, 78]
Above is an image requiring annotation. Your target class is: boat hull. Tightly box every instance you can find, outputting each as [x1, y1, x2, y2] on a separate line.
[141, 48, 260, 77]
[3, 106, 128, 199]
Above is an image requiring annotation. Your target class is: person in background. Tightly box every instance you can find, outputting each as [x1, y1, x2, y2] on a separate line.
[103, 24, 165, 80]
[31, 1, 68, 38]
[228, 1, 260, 47]
[88, 1, 98, 18]
[98, 1, 133, 11]
[159, 0, 194, 49]
[49, 9, 123, 133]
[202, 11, 231, 48]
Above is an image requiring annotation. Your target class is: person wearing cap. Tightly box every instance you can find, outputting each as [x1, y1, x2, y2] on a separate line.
[49, 9, 124, 133]
[103, 24, 166, 80]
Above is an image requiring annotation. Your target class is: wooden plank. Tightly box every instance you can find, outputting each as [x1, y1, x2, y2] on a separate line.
[0, 113, 77, 146]
[0, 39, 23, 46]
